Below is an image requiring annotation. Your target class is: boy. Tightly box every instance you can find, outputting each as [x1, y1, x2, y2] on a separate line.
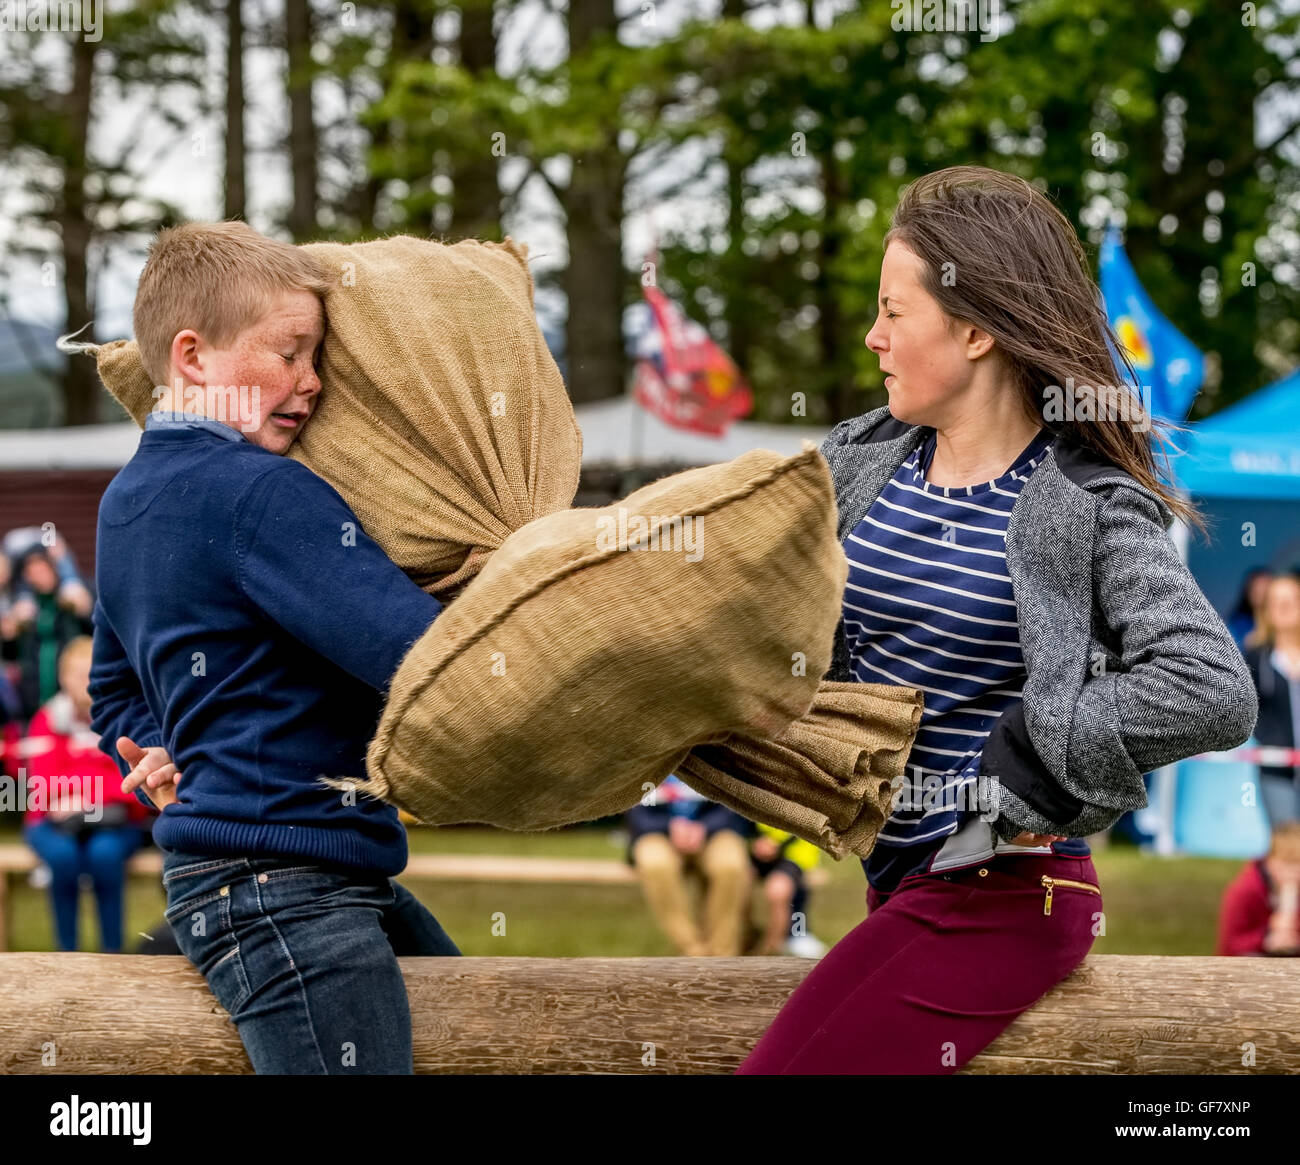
[89, 220, 460, 1075]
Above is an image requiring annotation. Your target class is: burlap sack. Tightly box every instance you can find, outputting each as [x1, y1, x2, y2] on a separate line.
[678, 681, 922, 859]
[88, 235, 582, 595]
[348, 445, 849, 830]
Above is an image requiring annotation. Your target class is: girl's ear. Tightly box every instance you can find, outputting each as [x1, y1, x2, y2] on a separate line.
[962, 321, 996, 361]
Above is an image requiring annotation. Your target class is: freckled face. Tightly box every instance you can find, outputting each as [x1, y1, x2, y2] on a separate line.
[864, 241, 974, 428]
[199, 290, 325, 454]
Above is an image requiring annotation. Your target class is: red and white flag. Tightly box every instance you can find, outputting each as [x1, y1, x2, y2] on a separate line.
[632, 279, 752, 436]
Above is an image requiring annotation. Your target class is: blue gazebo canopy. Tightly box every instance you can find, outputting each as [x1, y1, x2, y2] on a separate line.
[1173, 369, 1300, 500]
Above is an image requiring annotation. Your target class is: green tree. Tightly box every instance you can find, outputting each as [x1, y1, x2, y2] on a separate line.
[0, 2, 204, 424]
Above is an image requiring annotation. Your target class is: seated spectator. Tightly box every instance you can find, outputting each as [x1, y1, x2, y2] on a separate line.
[5, 547, 93, 719]
[21, 636, 150, 952]
[749, 823, 827, 959]
[1217, 822, 1300, 957]
[624, 774, 753, 956]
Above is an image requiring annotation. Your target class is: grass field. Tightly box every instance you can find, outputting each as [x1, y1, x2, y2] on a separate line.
[0, 823, 1244, 957]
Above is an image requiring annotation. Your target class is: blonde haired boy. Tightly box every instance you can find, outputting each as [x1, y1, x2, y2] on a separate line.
[89, 220, 460, 1075]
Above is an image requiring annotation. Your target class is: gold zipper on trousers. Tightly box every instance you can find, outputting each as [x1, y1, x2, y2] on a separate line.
[1041, 875, 1101, 916]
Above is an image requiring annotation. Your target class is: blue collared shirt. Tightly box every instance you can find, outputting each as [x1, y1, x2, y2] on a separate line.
[143, 412, 246, 443]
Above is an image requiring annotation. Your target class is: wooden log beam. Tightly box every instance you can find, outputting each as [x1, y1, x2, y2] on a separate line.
[1, 954, 1296, 1074]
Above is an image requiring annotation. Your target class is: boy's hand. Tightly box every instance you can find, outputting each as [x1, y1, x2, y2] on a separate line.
[118, 736, 182, 811]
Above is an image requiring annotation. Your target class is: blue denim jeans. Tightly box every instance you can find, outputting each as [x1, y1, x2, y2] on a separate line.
[161, 847, 460, 1074]
[24, 821, 143, 952]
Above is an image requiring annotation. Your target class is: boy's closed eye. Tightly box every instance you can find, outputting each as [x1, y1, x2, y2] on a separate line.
[277, 341, 323, 367]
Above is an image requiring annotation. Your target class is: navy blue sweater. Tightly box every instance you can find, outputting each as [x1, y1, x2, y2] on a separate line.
[89, 423, 441, 875]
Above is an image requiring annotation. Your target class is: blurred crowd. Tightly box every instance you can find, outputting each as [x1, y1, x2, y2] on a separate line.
[0, 530, 150, 954]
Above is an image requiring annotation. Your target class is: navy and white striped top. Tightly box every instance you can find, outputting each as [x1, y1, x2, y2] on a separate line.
[843, 426, 1088, 892]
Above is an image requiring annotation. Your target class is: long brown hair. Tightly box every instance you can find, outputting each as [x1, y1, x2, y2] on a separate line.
[884, 165, 1201, 531]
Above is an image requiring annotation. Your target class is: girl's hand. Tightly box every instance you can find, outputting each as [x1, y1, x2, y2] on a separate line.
[1007, 831, 1066, 846]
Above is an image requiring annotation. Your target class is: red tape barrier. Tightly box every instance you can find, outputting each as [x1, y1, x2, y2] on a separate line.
[1189, 746, 1300, 766]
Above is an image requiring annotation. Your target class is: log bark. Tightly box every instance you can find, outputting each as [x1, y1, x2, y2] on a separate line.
[1, 955, 1295, 1075]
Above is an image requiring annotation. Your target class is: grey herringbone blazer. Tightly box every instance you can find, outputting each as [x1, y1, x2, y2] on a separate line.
[820, 406, 1258, 840]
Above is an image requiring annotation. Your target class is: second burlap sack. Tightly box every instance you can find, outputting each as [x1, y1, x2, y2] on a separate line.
[349, 444, 849, 830]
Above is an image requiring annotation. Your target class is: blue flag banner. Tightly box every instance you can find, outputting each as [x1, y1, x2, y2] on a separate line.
[1099, 225, 1205, 424]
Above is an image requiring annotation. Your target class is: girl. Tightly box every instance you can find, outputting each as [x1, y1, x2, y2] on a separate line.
[739, 166, 1257, 1075]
